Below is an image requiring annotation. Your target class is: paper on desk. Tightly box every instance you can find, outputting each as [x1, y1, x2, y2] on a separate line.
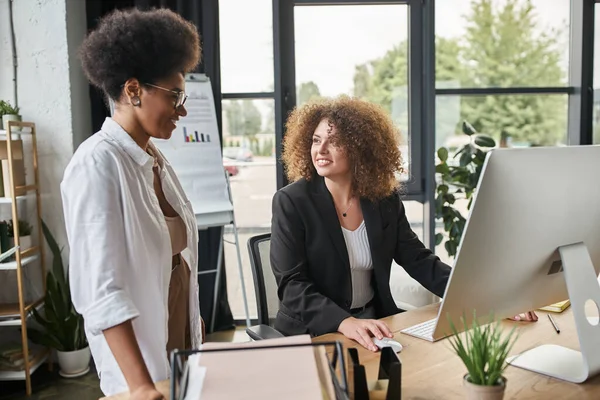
[185, 335, 324, 400]
[183, 356, 206, 400]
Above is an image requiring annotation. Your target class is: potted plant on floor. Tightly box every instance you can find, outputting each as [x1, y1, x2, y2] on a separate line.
[0, 100, 22, 131]
[7, 219, 33, 250]
[448, 312, 518, 400]
[27, 220, 90, 378]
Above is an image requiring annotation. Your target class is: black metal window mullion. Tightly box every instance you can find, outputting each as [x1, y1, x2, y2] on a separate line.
[436, 87, 574, 96]
[274, 0, 296, 190]
[404, 0, 424, 199]
[222, 93, 275, 100]
[568, 0, 595, 145]
[294, 0, 409, 5]
[409, 0, 436, 251]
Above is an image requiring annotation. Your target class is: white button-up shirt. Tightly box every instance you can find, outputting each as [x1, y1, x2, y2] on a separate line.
[61, 118, 201, 396]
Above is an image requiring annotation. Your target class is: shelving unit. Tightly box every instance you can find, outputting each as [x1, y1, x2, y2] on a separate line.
[0, 347, 50, 382]
[0, 121, 47, 396]
[0, 300, 44, 327]
[0, 252, 40, 270]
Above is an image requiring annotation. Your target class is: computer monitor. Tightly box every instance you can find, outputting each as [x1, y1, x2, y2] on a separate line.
[401, 145, 600, 383]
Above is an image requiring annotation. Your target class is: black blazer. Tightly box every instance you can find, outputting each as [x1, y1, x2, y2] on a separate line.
[270, 176, 451, 337]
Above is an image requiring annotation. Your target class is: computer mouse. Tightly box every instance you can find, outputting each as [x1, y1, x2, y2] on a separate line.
[372, 337, 403, 353]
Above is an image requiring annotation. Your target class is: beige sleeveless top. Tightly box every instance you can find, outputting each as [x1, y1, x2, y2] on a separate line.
[164, 215, 187, 256]
[147, 145, 187, 256]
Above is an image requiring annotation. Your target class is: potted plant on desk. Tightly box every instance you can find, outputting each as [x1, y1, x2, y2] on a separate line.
[448, 313, 518, 400]
[27, 220, 90, 378]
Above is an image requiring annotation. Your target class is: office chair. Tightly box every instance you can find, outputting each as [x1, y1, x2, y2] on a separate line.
[245, 233, 285, 340]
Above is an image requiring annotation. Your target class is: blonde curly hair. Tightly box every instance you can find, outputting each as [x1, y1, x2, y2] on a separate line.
[282, 95, 404, 202]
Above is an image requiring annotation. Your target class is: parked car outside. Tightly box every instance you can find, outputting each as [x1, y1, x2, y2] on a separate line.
[223, 146, 253, 162]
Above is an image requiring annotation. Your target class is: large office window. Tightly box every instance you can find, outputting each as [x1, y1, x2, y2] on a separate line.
[219, 0, 275, 320]
[434, 0, 571, 259]
[220, 0, 273, 93]
[217, 0, 593, 319]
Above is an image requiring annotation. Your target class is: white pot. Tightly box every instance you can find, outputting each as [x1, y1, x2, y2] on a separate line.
[9, 235, 31, 250]
[57, 347, 91, 378]
[463, 374, 506, 400]
[2, 114, 22, 132]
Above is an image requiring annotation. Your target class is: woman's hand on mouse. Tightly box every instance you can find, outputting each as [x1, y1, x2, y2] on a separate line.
[338, 317, 393, 352]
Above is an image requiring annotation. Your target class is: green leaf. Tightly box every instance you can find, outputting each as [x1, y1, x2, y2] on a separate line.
[467, 196, 474, 210]
[436, 184, 449, 195]
[444, 219, 453, 232]
[444, 240, 458, 257]
[435, 163, 450, 175]
[435, 233, 444, 246]
[459, 151, 472, 167]
[474, 134, 495, 148]
[451, 223, 462, 238]
[42, 219, 70, 306]
[462, 121, 477, 136]
[435, 195, 444, 216]
[27, 328, 64, 351]
[437, 147, 449, 162]
[31, 220, 88, 351]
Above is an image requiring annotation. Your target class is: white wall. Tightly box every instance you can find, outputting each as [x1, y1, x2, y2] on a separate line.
[0, 0, 15, 102]
[0, 0, 90, 301]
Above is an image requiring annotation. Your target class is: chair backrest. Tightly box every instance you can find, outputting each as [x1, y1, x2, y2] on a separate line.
[247, 233, 279, 325]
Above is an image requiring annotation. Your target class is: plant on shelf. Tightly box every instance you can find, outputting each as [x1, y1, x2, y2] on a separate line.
[0, 100, 22, 131]
[7, 219, 34, 250]
[27, 220, 90, 378]
[448, 312, 518, 400]
[435, 121, 496, 257]
[0, 100, 20, 117]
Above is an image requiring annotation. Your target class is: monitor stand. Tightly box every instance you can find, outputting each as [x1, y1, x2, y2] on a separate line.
[506, 242, 600, 383]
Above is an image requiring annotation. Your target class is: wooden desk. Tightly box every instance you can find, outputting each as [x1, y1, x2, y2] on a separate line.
[314, 304, 600, 399]
[103, 304, 600, 399]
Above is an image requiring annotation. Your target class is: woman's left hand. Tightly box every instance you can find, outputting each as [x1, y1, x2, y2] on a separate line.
[508, 311, 538, 322]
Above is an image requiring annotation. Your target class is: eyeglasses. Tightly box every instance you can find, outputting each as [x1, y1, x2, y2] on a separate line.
[144, 83, 188, 109]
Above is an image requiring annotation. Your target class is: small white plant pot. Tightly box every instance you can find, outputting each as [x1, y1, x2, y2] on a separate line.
[2, 114, 22, 132]
[9, 235, 31, 250]
[56, 347, 91, 378]
[463, 374, 506, 400]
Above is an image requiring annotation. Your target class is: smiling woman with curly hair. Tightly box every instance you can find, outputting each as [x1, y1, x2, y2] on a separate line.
[270, 96, 452, 351]
[282, 96, 404, 201]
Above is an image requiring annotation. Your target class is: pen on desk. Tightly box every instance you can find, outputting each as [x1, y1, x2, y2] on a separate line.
[548, 314, 560, 334]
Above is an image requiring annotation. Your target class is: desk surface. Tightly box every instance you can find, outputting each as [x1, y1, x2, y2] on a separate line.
[314, 303, 600, 399]
[103, 304, 600, 400]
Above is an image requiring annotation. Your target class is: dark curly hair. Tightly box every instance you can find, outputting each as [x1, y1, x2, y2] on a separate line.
[282, 96, 404, 202]
[79, 8, 201, 100]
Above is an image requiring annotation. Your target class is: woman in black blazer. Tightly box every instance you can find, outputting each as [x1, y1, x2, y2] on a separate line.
[270, 96, 537, 352]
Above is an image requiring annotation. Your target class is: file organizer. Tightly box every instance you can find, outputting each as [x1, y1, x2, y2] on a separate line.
[348, 347, 402, 400]
[169, 341, 350, 400]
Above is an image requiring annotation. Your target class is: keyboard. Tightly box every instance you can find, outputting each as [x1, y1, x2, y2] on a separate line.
[400, 318, 437, 342]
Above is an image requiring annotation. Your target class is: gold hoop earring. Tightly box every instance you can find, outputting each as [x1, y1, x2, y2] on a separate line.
[131, 96, 141, 107]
